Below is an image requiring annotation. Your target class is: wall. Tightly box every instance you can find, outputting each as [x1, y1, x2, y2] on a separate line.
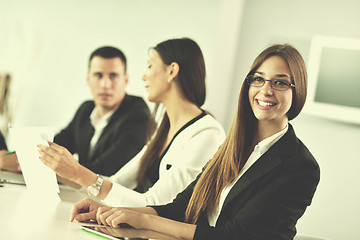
[0, 0, 243, 134]
[228, 0, 360, 239]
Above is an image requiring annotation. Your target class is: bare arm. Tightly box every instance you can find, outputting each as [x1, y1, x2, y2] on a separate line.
[38, 142, 113, 199]
[142, 213, 196, 240]
[70, 198, 158, 223]
[56, 175, 81, 189]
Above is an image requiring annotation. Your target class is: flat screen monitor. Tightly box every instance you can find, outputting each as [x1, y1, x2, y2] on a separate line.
[304, 35, 360, 124]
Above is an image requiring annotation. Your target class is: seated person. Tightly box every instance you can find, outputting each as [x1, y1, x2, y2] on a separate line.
[1, 46, 151, 176]
[0, 131, 18, 172]
[38, 38, 226, 207]
[70, 44, 320, 240]
[54, 46, 151, 176]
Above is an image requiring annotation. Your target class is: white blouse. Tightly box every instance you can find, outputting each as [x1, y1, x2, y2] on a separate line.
[208, 125, 289, 226]
[102, 114, 226, 207]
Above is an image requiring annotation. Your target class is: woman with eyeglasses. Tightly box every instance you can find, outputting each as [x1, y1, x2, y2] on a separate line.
[70, 44, 320, 240]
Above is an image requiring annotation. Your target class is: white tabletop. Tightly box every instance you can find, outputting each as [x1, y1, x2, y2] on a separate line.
[0, 171, 179, 240]
[0, 171, 105, 240]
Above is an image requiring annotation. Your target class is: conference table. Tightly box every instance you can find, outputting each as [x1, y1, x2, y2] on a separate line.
[0, 170, 177, 240]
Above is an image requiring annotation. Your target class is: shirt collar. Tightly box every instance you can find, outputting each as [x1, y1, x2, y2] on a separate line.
[90, 107, 116, 128]
[253, 125, 289, 155]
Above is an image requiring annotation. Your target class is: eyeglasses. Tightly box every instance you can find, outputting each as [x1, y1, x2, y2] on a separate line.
[246, 75, 295, 91]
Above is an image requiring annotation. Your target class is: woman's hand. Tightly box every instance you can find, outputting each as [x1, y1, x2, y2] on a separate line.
[38, 142, 81, 182]
[0, 150, 21, 172]
[70, 197, 111, 223]
[96, 207, 196, 240]
[97, 207, 147, 229]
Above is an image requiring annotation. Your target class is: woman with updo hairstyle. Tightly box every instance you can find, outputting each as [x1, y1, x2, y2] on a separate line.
[53, 37, 226, 209]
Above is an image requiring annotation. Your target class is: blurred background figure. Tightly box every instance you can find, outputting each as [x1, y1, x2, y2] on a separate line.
[0, 73, 12, 137]
[53, 46, 152, 177]
[0, 73, 18, 172]
[0, 47, 152, 177]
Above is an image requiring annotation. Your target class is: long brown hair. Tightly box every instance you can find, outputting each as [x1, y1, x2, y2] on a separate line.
[184, 44, 308, 223]
[136, 38, 206, 191]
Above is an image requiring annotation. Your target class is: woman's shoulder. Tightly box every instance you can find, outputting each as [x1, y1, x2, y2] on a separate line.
[277, 129, 320, 177]
[295, 138, 320, 170]
[192, 114, 225, 132]
[274, 125, 319, 170]
[176, 114, 225, 142]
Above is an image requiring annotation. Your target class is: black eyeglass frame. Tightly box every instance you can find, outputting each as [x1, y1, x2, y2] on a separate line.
[246, 75, 295, 91]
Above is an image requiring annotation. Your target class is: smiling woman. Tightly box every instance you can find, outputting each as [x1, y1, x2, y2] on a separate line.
[248, 55, 293, 126]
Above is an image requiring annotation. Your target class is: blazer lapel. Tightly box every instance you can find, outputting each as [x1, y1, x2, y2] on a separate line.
[88, 95, 128, 160]
[221, 124, 298, 210]
[80, 120, 95, 164]
[221, 150, 282, 210]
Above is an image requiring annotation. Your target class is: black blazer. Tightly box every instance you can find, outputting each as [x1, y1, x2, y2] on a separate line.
[54, 94, 151, 176]
[0, 131, 7, 150]
[153, 124, 320, 240]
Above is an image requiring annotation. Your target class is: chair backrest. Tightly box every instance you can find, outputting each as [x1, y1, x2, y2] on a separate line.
[294, 234, 330, 240]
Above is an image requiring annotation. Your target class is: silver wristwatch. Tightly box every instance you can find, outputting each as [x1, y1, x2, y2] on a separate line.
[87, 174, 103, 197]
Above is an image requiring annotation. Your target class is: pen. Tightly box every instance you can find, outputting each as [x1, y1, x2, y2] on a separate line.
[5, 151, 16, 155]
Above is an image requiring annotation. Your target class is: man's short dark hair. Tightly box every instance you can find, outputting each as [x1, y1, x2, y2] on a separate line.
[89, 46, 127, 72]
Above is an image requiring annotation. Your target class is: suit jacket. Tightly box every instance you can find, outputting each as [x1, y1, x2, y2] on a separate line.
[54, 94, 151, 176]
[153, 124, 320, 240]
[103, 114, 225, 207]
[0, 131, 7, 150]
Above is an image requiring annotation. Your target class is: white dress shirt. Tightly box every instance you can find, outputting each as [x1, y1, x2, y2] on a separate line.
[102, 114, 226, 207]
[208, 125, 289, 227]
[88, 107, 115, 157]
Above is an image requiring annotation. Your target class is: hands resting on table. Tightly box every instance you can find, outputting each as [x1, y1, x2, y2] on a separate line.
[70, 197, 152, 229]
[70, 197, 196, 240]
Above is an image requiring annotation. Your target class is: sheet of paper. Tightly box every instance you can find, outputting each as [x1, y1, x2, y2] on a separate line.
[9, 127, 60, 199]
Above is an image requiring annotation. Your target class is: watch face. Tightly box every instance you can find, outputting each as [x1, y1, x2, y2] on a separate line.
[88, 186, 100, 197]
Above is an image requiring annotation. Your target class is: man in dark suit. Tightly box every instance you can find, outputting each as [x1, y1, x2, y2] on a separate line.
[54, 46, 151, 176]
[1, 46, 151, 176]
